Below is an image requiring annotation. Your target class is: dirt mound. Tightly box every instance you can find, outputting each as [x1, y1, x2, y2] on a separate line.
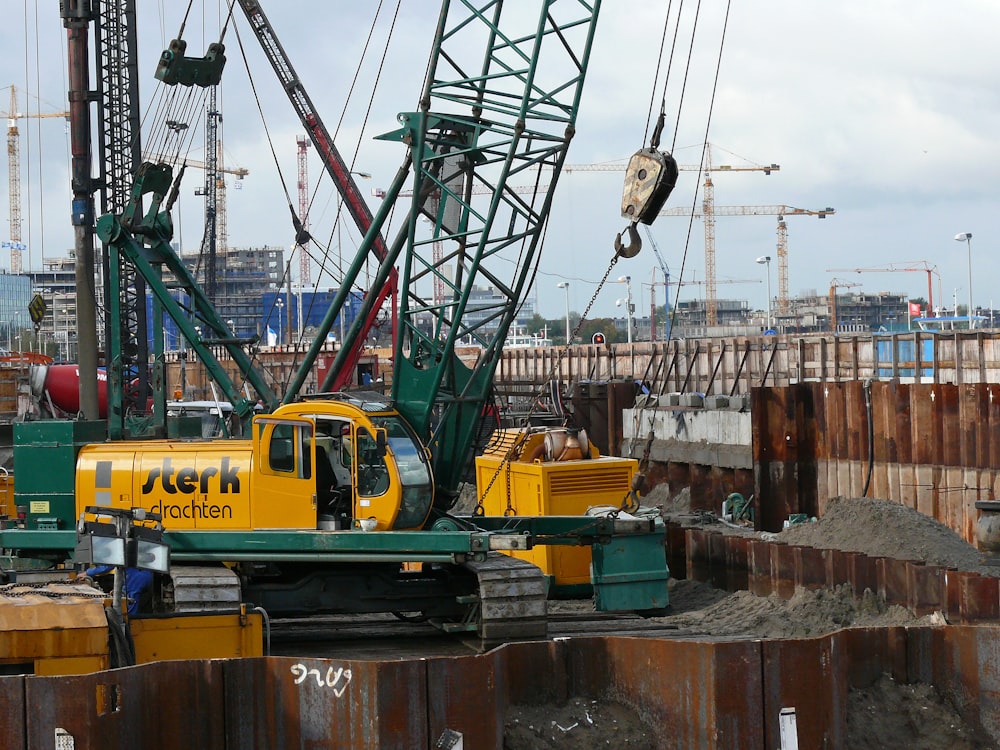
[643, 483, 691, 513]
[657, 580, 936, 639]
[504, 698, 653, 749]
[847, 674, 992, 749]
[779, 497, 992, 574]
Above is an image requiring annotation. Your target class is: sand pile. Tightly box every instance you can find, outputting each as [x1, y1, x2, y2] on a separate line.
[778, 497, 992, 574]
[659, 580, 930, 639]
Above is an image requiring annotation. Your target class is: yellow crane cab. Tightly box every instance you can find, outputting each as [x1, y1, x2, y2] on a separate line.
[75, 395, 435, 534]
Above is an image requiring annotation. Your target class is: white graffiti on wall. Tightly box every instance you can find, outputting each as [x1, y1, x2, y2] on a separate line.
[290, 664, 353, 697]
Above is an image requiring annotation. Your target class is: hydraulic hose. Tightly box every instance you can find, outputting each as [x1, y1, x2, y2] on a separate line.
[861, 379, 874, 497]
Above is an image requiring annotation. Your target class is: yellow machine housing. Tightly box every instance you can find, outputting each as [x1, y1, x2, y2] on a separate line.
[75, 399, 435, 532]
[475, 428, 638, 587]
[130, 610, 263, 663]
[0, 583, 110, 676]
[0, 581, 264, 676]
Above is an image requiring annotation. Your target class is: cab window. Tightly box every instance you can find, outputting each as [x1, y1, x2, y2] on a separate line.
[259, 421, 313, 479]
[356, 427, 390, 497]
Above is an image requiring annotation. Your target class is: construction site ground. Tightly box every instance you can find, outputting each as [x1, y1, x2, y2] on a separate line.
[265, 489, 1000, 748]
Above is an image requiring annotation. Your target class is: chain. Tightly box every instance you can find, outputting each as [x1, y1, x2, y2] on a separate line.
[0, 580, 106, 600]
[474, 252, 624, 514]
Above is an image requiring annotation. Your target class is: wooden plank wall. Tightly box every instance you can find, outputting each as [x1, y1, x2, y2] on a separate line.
[754, 381, 1000, 544]
[497, 332, 1000, 397]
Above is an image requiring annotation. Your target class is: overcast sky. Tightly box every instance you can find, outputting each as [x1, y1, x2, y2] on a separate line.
[3, 1, 999, 322]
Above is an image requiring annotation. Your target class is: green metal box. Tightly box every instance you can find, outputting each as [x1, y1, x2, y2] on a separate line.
[591, 522, 670, 613]
[14, 420, 108, 530]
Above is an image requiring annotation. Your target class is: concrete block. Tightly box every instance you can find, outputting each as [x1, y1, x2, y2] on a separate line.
[727, 393, 750, 411]
[704, 395, 729, 410]
[665, 392, 681, 406]
[679, 393, 704, 408]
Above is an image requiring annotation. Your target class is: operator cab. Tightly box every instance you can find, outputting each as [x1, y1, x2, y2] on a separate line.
[290, 402, 433, 532]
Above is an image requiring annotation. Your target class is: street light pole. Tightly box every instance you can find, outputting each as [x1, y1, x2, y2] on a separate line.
[556, 281, 570, 344]
[617, 275, 633, 344]
[954, 232, 974, 329]
[276, 297, 284, 346]
[756, 256, 772, 329]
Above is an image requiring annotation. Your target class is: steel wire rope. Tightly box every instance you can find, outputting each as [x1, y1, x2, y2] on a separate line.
[663, 0, 732, 350]
[222, 14, 309, 396]
[641, 0, 680, 150]
[285, 0, 402, 406]
[289, 0, 400, 382]
[633, 1, 733, 483]
[309, 0, 395, 279]
[186, 1, 238, 299]
[304, 26, 403, 376]
[669, 0, 704, 153]
[480, 2, 735, 504]
[177, 0, 197, 41]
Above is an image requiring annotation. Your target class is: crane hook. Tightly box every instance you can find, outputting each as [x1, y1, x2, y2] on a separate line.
[614, 222, 642, 259]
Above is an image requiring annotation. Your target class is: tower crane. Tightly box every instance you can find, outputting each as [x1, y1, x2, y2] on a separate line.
[642, 225, 670, 341]
[828, 277, 862, 332]
[296, 135, 310, 287]
[565, 144, 779, 326]
[3, 85, 69, 274]
[825, 261, 941, 317]
[145, 149, 250, 298]
[660, 204, 834, 321]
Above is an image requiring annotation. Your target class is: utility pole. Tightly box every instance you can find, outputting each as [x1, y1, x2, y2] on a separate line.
[63, 0, 99, 420]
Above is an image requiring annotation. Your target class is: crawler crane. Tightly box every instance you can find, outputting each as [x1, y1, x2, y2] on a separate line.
[2, 1, 669, 644]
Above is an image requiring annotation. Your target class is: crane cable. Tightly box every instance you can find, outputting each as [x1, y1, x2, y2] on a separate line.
[643, 0, 681, 151]
[144, 0, 236, 159]
[631, 0, 734, 486]
[294, 0, 402, 367]
[664, 0, 733, 353]
[480, 1, 738, 501]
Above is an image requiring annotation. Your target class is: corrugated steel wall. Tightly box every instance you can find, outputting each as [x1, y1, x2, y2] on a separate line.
[753, 380, 1000, 543]
[3, 627, 999, 748]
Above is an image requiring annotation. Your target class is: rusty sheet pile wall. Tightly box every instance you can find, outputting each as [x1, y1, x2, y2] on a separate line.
[3, 624, 1000, 748]
[753, 381, 1000, 543]
[498, 332, 1000, 398]
[675, 526, 1000, 624]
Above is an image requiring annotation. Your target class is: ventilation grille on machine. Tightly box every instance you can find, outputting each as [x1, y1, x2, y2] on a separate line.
[548, 467, 632, 496]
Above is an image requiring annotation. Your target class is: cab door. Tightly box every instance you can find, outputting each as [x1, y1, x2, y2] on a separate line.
[253, 416, 316, 529]
[351, 424, 398, 530]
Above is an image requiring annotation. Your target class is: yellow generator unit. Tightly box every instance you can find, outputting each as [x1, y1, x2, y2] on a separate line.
[475, 428, 638, 592]
[0, 582, 111, 676]
[0, 579, 264, 677]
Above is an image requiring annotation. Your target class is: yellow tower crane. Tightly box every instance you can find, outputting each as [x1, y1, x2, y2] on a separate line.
[660, 204, 835, 321]
[565, 144, 779, 326]
[3, 86, 69, 274]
